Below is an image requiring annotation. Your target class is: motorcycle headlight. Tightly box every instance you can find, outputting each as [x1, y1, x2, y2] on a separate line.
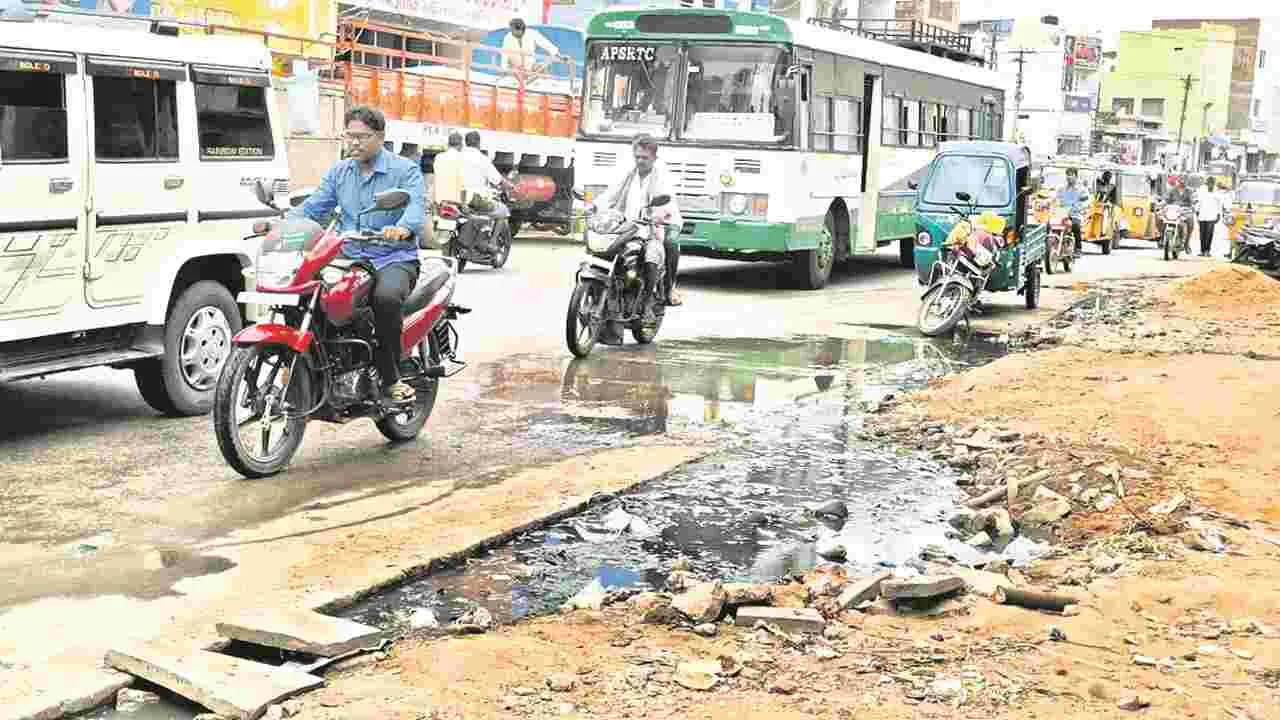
[588, 210, 624, 234]
[585, 230, 616, 254]
[916, 231, 932, 247]
[320, 266, 345, 285]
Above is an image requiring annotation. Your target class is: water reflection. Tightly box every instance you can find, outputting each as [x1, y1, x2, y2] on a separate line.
[343, 333, 1008, 630]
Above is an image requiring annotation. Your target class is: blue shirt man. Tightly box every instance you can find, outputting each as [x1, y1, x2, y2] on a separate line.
[294, 147, 426, 269]
[1057, 186, 1088, 221]
[291, 107, 426, 402]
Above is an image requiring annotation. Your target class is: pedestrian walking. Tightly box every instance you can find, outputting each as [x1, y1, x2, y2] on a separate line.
[1195, 176, 1224, 256]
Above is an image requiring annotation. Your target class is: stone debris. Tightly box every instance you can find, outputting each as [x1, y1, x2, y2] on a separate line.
[673, 661, 722, 691]
[767, 678, 799, 695]
[723, 583, 774, 607]
[813, 499, 849, 519]
[116, 688, 161, 714]
[672, 581, 726, 624]
[837, 571, 892, 611]
[965, 531, 992, 547]
[1117, 692, 1151, 711]
[1149, 493, 1186, 516]
[449, 605, 495, 634]
[692, 623, 719, 638]
[815, 537, 848, 561]
[408, 607, 440, 630]
[545, 673, 577, 692]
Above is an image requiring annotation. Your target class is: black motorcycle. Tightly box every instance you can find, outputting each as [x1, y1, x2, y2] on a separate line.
[1232, 223, 1280, 271]
[434, 184, 513, 273]
[565, 195, 673, 358]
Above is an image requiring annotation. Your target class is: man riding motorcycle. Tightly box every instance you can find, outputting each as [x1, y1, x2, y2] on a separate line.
[591, 134, 684, 310]
[290, 106, 426, 403]
[460, 130, 512, 254]
[1056, 168, 1088, 257]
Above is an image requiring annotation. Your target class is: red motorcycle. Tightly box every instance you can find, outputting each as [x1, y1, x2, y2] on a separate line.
[213, 183, 467, 478]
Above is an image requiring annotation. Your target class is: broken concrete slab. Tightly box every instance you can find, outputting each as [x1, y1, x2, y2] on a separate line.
[837, 571, 892, 611]
[736, 606, 826, 635]
[216, 608, 384, 658]
[881, 576, 966, 601]
[947, 567, 1014, 598]
[3, 670, 133, 720]
[723, 583, 774, 607]
[106, 644, 323, 720]
[672, 580, 726, 624]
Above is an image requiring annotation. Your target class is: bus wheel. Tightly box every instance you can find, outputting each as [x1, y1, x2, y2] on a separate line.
[898, 237, 915, 269]
[791, 224, 834, 290]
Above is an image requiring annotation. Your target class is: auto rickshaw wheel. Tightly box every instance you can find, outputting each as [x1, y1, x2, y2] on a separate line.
[1044, 235, 1057, 275]
[1061, 254, 1073, 273]
[1101, 237, 1113, 255]
[1024, 267, 1041, 309]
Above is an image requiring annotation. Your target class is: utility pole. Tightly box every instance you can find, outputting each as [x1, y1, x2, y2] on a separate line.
[1174, 74, 1194, 170]
[1009, 49, 1030, 141]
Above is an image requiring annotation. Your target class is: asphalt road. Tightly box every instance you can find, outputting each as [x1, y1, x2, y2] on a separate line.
[0, 234, 1214, 610]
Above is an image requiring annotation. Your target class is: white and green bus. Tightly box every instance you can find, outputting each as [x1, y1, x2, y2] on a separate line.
[574, 8, 1008, 289]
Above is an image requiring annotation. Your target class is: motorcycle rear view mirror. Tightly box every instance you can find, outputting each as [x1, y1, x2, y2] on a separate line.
[368, 189, 411, 213]
[648, 194, 672, 208]
[955, 191, 972, 203]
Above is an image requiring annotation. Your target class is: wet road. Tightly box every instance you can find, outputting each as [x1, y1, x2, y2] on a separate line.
[0, 237, 1205, 611]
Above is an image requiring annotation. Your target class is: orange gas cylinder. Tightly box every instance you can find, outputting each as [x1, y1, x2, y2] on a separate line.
[511, 174, 557, 204]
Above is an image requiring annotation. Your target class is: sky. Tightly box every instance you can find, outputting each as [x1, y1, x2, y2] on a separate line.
[961, 0, 1278, 45]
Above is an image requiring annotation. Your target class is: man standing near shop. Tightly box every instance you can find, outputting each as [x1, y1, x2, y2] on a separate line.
[1195, 176, 1224, 257]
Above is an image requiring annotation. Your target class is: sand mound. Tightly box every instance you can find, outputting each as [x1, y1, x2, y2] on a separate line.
[1163, 265, 1280, 313]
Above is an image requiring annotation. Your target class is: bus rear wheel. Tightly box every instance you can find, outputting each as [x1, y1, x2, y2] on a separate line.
[898, 237, 915, 269]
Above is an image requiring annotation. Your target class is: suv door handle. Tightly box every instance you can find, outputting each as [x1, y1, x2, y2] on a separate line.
[49, 178, 74, 194]
[164, 176, 184, 190]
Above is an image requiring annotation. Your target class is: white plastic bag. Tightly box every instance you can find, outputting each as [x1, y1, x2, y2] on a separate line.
[283, 60, 320, 136]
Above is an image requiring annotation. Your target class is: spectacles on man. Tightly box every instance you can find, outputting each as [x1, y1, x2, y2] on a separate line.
[344, 131, 377, 143]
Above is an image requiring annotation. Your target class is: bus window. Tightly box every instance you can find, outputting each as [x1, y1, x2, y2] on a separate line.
[581, 43, 678, 138]
[682, 45, 789, 144]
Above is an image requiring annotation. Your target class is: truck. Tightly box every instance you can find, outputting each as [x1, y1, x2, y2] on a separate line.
[335, 17, 585, 237]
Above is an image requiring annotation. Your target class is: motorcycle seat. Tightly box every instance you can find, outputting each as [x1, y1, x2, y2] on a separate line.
[402, 264, 452, 314]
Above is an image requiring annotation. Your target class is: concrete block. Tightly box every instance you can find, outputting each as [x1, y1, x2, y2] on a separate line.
[106, 644, 323, 720]
[735, 606, 826, 635]
[216, 607, 384, 657]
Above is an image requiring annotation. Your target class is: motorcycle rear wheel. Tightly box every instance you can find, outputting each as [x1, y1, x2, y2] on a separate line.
[489, 222, 512, 269]
[375, 341, 439, 443]
[918, 282, 971, 337]
[213, 344, 312, 479]
[566, 280, 604, 358]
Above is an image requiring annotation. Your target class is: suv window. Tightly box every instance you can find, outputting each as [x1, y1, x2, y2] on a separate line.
[94, 77, 180, 160]
[0, 70, 69, 162]
[195, 83, 275, 160]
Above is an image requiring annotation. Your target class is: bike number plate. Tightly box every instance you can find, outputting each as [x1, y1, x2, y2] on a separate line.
[238, 291, 301, 306]
[435, 219, 457, 231]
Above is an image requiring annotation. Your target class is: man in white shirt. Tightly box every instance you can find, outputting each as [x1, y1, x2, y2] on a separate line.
[594, 134, 684, 307]
[461, 130, 505, 210]
[431, 132, 465, 206]
[1195, 176, 1224, 257]
[502, 18, 561, 85]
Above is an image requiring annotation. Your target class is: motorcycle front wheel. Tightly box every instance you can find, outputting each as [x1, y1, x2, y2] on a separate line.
[213, 344, 312, 479]
[566, 280, 604, 358]
[918, 281, 972, 337]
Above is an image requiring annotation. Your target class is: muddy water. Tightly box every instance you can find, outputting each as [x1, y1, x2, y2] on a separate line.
[341, 332, 1031, 632]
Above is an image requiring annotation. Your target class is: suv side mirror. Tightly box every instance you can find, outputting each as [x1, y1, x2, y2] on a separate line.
[648, 194, 671, 208]
[908, 181, 919, 190]
[252, 179, 276, 209]
[955, 191, 972, 202]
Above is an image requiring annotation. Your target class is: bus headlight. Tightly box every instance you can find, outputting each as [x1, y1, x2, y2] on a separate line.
[721, 193, 768, 218]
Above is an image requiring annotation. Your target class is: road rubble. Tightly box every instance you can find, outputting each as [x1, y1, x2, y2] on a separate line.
[262, 266, 1280, 720]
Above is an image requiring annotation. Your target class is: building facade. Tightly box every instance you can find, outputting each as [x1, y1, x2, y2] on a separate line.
[962, 16, 1101, 158]
[1151, 18, 1279, 173]
[1100, 25, 1237, 169]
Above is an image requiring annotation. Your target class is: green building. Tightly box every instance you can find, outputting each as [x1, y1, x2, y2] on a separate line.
[1099, 25, 1235, 167]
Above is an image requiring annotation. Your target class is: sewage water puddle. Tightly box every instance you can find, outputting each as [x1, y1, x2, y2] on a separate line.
[341, 332, 1039, 632]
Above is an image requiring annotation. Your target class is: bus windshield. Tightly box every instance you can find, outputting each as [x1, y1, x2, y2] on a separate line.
[923, 156, 1012, 207]
[582, 42, 680, 139]
[1119, 173, 1153, 197]
[682, 45, 791, 144]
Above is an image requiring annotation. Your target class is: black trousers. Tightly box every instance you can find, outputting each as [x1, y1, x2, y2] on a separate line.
[370, 260, 420, 388]
[663, 229, 680, 295]
[1199, 220, 1216, 255]
[1070, 218, 1082, 253]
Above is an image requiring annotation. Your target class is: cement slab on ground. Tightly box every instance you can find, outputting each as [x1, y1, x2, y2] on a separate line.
[106, 644, 323, 720]
[216, 607, 384, 657]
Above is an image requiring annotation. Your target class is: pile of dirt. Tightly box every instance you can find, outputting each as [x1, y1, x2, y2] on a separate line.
[1160, 265, 1280, 317]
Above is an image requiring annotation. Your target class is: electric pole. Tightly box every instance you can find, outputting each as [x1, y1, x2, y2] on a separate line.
[1009, 49, 1030, 141]
[1174, 74, 1194, 170]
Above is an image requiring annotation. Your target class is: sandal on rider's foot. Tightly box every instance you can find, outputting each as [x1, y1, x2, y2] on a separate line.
[665, 289, 684, 307]
[386, 381, 416, 403]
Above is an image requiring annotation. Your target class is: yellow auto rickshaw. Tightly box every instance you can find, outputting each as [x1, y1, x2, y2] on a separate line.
[1081, 164, 1122, 254]
[1114, 167, 1164, 243]
[1226, 175, 1280, 253]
